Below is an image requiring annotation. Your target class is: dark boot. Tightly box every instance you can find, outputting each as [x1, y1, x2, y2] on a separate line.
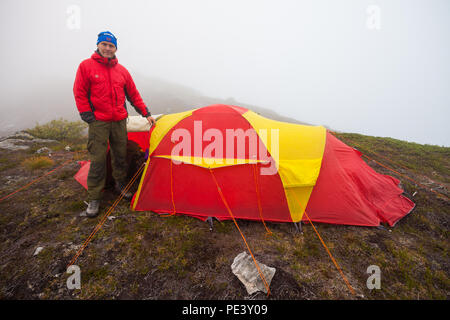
[115, 182, 133, 200]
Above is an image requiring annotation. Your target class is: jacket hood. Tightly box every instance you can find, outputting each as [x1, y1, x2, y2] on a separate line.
[92, 50, 118, 67]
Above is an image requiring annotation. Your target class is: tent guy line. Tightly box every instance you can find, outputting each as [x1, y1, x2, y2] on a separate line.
[328, 130, 448, 201]
[66, 163, 145, 268]
[209, 167, 271, 296]
[127, 105, 414, 227]
[0, 149, 88, 203]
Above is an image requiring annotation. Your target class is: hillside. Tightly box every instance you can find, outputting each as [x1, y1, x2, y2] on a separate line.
[0, 74, 308, 139]
[0, 121, 448, 300]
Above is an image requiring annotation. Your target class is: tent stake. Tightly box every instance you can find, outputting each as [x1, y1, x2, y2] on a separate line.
[206, 217, 214, 232]
[294, 221, 303, 234]
[376, 225, 390, 232]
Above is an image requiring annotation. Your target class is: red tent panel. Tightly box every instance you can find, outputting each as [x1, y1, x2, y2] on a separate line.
[74, 108, 415, 227]
[74, 160, 89, 190]
[133, 157, 292, 222]
[304, 133, 415, 226]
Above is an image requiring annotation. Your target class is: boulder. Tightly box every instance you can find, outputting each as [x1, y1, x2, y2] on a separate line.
[0, 139, 30, 150]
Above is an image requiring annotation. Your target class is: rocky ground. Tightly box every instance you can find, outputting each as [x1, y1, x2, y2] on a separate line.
[0, 131, 448, 300]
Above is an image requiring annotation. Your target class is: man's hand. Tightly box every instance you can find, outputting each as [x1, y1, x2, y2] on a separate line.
[80, 111, 96, 124]
[146, 116, 156, 128]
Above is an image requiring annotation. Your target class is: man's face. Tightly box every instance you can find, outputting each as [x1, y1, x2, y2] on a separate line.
[97, 41, 117, 58]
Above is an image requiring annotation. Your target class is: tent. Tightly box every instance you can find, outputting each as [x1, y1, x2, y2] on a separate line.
[75, 104, 415, 227]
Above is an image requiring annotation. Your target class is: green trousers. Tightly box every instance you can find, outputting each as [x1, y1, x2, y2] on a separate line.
[87, 119, 128, 200]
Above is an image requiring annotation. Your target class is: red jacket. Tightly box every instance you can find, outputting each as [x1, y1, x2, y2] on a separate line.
[73, 50, 150, 122]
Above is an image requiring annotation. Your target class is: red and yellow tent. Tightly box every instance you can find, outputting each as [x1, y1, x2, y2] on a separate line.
[127, 104, 414, 227]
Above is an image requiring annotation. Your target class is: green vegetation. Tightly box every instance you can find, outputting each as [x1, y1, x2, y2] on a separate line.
[21, 156, 54, 170]
[25, 118, 87, 142]
[0, 157, 19, 170]
[0, 125, 448, 300]
[333, 132, 450, 184]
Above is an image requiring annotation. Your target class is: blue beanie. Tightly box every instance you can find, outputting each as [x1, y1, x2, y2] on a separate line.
[97, 31, 117, 48]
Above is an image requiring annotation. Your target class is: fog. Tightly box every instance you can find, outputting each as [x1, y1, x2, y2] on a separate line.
[1, 0, 449, 146]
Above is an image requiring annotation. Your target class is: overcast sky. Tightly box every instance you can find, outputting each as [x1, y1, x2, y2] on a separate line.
[1, 0, 449, 146]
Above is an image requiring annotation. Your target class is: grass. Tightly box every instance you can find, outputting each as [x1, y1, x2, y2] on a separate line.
[0, 120, 448, 300]
[333, 132, 450, 184]
[21, 156, 55, 170]
[0, 157, 19, 170]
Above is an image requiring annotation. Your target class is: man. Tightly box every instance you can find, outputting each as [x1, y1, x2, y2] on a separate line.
[73, 31, 155, 217]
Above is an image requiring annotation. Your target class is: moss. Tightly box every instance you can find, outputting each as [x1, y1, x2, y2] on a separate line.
[68, 200, 86, 212]
[215, 220, 234, 233]
[135, 215, 155, 232]
[0, 157, 19, 170]
[83, 266, 109, 282]
[79, 274, 118, 299]
[56, 170, 75, 181]
[35, 246, 56, 270]
[113, 218, 129, 235]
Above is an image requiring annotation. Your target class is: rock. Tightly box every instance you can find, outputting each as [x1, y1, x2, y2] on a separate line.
[0, 139, 30, 150]
[69, 244, 81, 251]
[4, 175, 26, 185]
[15, 132, 35, 140]
[0, 132, 34, 141]
[231, 251, 276, 295]
[0, 132, 57, 150]
[33, 247, 44, 256]
[63, 243, 81, 257]
[33, 138, 58, 144]
[36, 147, 51, 154]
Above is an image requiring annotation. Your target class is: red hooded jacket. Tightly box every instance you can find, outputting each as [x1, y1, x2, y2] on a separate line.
[73, 50, 150, 122]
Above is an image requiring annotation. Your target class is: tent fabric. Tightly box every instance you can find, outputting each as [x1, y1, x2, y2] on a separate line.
[242, 110, 326, 186]
[127, 116, 152, 132]
[74, 104, 415, 227]
[127, 131, 150, 152]
[132, 157, 292, 222]
[242, 110, 326, 222]
[126, 114, 164, 132]
[147, 109, 194, 156]
[132, 104, 327, 222]
[153, 155, 267, 168]
[304, 133, 415, 226]
[74, 160, 89, 190]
